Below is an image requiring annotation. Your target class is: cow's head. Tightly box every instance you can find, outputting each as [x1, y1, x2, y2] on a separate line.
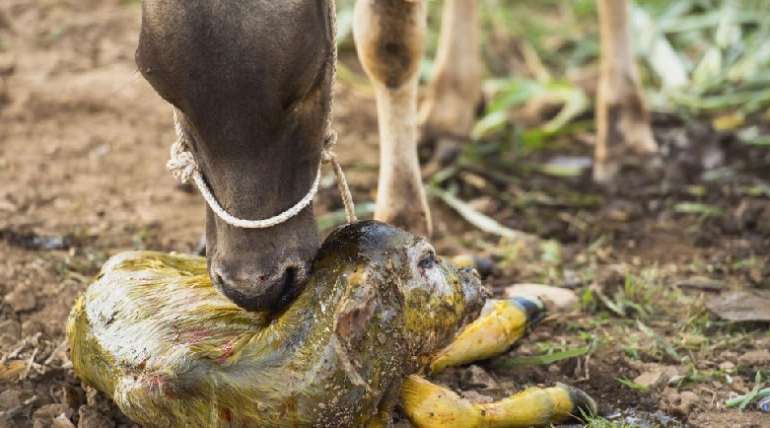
[136, 1, 333, 311]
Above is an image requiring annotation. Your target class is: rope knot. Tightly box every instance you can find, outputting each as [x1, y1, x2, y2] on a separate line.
[167, 140, 197, 184]
[322, 130, 338, 163]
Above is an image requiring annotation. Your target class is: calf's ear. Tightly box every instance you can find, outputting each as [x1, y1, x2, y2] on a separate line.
[334, 270, 379, 344]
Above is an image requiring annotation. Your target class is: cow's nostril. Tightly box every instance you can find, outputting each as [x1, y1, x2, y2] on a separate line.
[212, 271, 226, 289]
[273, 266, 302, 309]
[211, 264, 306, 313]
[284, 267, 296, 288]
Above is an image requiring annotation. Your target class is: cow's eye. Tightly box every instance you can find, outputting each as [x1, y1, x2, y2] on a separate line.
[418, 251, 437, 270]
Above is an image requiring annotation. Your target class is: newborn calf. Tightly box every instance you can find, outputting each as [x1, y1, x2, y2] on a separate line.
[67, 221, 486, 427]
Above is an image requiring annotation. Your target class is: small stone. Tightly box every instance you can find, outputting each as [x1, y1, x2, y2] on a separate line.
[719, 361, 735, 371]
[634, 364, 680, 389]
[707, 290, 770, 322]
[4, 286, 37, 312]
[677, 391, 699, 414]
[634, 370, 665, 389]
[738, 350, 770, 366]
[461, 365, 498, 390]
[720, 351, 738, 361]
[663, 388, 700, 416]
[504, 284, 577, 311]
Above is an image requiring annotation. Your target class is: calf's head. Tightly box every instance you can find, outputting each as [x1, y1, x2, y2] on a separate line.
[136, 1, 334, 311]
[321, 221, 488, 357]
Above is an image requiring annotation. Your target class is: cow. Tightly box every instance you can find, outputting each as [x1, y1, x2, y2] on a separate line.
[136, 0, 656, 312]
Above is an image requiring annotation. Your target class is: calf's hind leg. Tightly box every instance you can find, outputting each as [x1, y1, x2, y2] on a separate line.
[402, 376, 596, 428]
[401, 297, 596, 428]
[594, 0, 658, 184]
[353, 0, 432, 237]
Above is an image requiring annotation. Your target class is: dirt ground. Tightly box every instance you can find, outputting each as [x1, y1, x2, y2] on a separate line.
[1, 1, 769, 427]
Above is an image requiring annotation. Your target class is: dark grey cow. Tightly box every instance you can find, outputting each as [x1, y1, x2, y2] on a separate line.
[137, 2, 334, 311]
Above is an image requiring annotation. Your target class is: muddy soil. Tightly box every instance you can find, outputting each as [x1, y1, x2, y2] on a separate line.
[1, 1, 769, 428]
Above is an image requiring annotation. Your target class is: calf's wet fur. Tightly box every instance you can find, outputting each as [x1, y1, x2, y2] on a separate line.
[67, 221, 486, 427]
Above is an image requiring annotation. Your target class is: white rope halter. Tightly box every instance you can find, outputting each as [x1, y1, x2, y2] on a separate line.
[166, 0, 356, 229]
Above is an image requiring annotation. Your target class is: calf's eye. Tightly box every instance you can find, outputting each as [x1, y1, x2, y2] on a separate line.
[418, 252, 437, 270]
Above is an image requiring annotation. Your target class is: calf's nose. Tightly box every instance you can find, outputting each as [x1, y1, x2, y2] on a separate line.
[211, 260, 307, 312]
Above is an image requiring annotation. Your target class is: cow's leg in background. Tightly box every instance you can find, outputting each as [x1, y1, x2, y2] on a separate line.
[353, 0, 432, 237]
[594, 0, 658, 183]
[419, 0, 482, 165]
[416, 0, 657, 184]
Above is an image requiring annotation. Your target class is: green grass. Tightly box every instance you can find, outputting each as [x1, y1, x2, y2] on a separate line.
[336, 0, 770, 150]
[580, 415, 641, 428]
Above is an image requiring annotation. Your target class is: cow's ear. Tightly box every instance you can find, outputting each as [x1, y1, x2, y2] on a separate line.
[334, 270, 378, 343]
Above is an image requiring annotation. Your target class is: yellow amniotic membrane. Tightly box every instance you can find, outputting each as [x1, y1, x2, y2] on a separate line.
[67, 221, 595, 427]
[430, 298, 541, 374]
[402, 376, 583, 428]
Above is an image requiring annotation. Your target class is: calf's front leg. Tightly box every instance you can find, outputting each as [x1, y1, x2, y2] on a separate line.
[354, 0, 432, 237]
[594, 0, 658, 183]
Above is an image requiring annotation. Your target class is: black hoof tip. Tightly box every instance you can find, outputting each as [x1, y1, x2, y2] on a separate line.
[560, 383, 598, 420]
[512, 296, 546, 326]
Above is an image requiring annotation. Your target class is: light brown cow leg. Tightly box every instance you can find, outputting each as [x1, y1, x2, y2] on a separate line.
[419, 0, 482, 163]
[354, 0, 432, 237]
[594, 0, 658, 184]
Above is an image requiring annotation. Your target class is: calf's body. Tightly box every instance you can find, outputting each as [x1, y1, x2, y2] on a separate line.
[68, 222, 485, 427]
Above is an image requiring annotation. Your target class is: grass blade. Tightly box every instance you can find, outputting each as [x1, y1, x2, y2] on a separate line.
[490, 346, 592, 370]
[429, 187, 537, 242]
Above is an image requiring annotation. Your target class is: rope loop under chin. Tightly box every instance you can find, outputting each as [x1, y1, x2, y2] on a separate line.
[166, 0, 355, 229]
[167, 111, 356, 229]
